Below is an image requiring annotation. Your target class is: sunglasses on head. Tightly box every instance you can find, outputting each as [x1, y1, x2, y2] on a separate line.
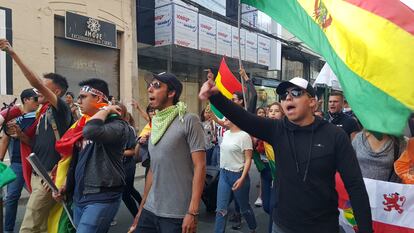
[279, 88, 308, 101]
[147, 81, 162, 89]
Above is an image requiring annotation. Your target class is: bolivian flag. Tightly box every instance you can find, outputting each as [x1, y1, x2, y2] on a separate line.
[242, 0, 414, 135]
[48, 116, 89, 233]
[210, 58, 242, 119]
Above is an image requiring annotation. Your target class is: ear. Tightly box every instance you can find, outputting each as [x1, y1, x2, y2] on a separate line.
[54, 89, 62, 97]
[167, 90, 176, 100]
[309, 97, 317, 109]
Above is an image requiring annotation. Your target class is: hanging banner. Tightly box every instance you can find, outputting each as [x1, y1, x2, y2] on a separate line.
[198, 14, 216, 53]
[232, 27, 246, 61]
[258, 35, 270, 66]
[154, 4, 173, 46]
[245, 31, 258, 63]
[216, 21, 232, 57]
[173, 4, 198, 49]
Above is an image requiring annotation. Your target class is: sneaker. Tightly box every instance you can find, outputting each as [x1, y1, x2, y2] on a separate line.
[110, 219, 117, 226]
[254, 197, 263, 207]
[231, 216, 242, 230]
[229, 212, 241, 222]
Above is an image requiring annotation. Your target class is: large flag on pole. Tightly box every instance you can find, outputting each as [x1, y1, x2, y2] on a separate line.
[0, 161, 16, 188]
[241, 0, 414, 135]
[210, 58, 242, 119]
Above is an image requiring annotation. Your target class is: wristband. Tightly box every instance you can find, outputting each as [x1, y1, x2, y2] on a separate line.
[186, 211, 199, 217]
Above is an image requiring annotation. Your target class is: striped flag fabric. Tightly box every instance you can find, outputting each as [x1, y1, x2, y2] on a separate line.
[47, 116, 89, 233]
[241, 0, 414, 135]
[210, 58, 242, 119]
[337, 176, 414, 233]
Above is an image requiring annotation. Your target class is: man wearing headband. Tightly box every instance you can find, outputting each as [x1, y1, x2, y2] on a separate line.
[129, 73, 206, 233]
[0, 39, 74, 233]
[53, 78, 130, 232]
[199, 75, 373, 233]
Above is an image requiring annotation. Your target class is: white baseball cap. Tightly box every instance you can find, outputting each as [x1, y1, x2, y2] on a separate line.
[276, 77, 316, 97]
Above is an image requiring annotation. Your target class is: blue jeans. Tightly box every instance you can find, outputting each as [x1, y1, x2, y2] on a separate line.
[211, 145, 220, 167]
[4, 162, 26, 232]
[206, 147, 215, 166]
[261, 163, 272, 214]
[215, 169, 257, 233]
[74, 198, 121, 233]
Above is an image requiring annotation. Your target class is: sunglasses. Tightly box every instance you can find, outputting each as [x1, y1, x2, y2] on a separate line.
[280, 88, 308, 100]
[31, 96, 38, 102]
[147, 81, 162, 89]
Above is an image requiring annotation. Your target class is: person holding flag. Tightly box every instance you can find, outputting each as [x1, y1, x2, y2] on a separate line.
[51, 78, 129, 233]
[199, 74, 373, 233]
[0, 38, 73, 233]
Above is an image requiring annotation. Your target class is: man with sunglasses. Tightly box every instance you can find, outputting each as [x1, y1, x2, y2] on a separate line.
[199, 76, 372, 233]
[129, 73, 206, 233]
[0, 88, 39, 233]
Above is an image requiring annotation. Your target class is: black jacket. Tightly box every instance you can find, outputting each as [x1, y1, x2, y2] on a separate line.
[210, 93, 372, 233]
[66, 117, 129, 196]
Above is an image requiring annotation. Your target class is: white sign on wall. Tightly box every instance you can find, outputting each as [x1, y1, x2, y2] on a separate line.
[258, 35, 270, 66]
[231, 27, 246, 61]
[245, 31, 258, 63]
[155, 0, 198, 11]
[154, 5, 173, 47]
[198, 14, 216, 54]
[173, 4, 198, 49]
[216, 21, 232, 57]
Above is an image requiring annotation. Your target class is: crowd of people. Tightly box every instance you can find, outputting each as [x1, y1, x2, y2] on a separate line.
[1, 36, 414, 233]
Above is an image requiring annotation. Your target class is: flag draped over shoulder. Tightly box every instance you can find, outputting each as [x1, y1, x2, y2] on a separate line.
[47, 116, 89, 233]
[20, 103, 49, 192]
[210, 58, 242, 120]
[242, 0, 414, 135]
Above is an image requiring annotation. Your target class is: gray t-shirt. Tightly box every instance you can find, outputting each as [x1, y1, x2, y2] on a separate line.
[144, 113, 206, 218]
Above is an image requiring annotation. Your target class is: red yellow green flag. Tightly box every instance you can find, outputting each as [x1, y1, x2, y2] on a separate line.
[210, 58, 242, 119]
[242, 0, 414, 135]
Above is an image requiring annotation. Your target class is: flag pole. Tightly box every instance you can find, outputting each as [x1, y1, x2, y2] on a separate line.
[238, 0, 248, 110]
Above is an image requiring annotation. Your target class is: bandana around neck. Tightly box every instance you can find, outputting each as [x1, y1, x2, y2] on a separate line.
[151, 102, 187, 145]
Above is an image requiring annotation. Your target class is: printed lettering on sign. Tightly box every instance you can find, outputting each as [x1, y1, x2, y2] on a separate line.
[198, 14, 216, 54]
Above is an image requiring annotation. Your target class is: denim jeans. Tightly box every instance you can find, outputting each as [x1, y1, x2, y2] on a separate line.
[260, 163, 272, 215]
[215, 169, 257, 233]
[211, 145, 221, 168]
[135, 209, 183, 233]
[122, 158, 142, 217]
[206, 147, 215, 166]
[4, 162, 26, 232]
[74, 198, 121, 233]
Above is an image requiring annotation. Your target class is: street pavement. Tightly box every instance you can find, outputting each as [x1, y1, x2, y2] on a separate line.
[4, 164, 269, 233]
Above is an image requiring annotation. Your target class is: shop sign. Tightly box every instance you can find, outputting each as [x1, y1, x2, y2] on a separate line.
[65, 12, 117, 48]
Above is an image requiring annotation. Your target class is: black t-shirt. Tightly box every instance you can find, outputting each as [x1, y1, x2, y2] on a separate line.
[32, 98, 72, 171]
[327, 112, 360, 137]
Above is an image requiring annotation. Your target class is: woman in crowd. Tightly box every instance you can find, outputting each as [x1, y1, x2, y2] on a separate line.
[353, 130, 407, 182]
[214, 117, 257, 233]
[201, 105, 217, 166]
[117, 102, 142, 218]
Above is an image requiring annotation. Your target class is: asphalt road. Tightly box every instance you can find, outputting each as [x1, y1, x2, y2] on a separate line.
[3, 165, 269, 233]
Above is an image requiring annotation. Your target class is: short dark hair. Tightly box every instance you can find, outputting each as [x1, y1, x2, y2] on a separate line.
[66, 91, 75, 98]
[44, 73, 68, 97]
[78, 78, 110, 100]
[233, 91, 245, 107]
[329, 91, 344, 99]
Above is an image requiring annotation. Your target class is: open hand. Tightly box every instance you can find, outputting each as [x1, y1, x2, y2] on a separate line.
[232, 178, 244, 191]
[182, 214, 198, 233]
